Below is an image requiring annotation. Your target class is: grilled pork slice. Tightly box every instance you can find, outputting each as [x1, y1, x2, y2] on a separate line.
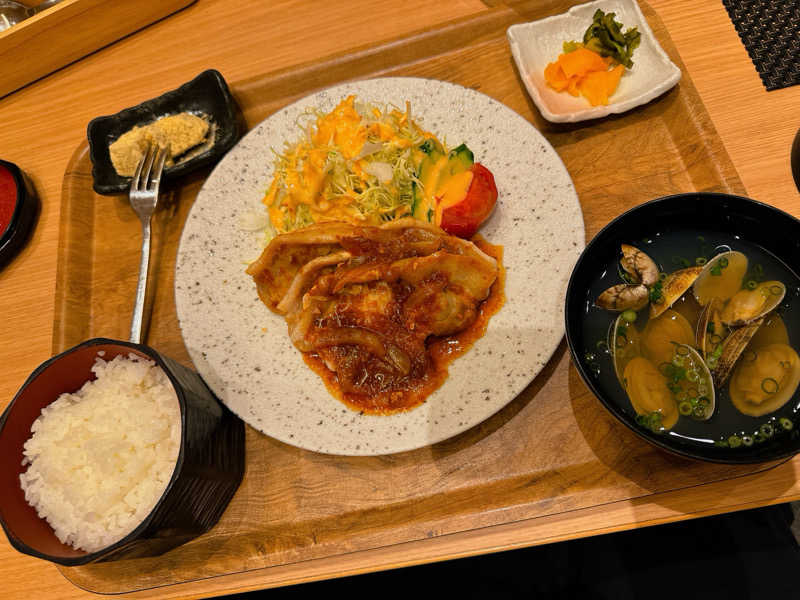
[246, 218, 498, 405]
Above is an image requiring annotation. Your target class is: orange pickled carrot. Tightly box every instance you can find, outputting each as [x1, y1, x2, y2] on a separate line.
[543, 47, 624, 106]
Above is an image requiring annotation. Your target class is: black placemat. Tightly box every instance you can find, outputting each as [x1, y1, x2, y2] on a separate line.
[722, 0, 800, 91]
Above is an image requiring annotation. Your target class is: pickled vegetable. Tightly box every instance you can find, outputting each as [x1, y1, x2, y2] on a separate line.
[571, 9, 641, 68]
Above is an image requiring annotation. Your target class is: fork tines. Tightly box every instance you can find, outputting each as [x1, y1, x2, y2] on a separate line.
[131, 143, 167, 190]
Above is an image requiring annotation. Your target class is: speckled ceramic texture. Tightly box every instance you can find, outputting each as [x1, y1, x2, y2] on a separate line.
[175, 77, 584, 456]
[507, 0, 681, 123]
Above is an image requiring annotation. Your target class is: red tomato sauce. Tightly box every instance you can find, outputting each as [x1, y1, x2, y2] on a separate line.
[0, 164, 17, 238]
[303, 238, 506, 415]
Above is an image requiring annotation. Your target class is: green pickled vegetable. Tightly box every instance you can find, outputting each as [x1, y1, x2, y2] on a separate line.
[569, 9, 642, 68]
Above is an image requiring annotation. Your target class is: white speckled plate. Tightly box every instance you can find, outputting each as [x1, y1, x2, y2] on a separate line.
[507, 0, 681, 123]
[175, 77, 584, 456]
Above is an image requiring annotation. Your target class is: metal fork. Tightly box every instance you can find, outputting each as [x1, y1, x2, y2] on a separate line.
[129, 143, 167, 344]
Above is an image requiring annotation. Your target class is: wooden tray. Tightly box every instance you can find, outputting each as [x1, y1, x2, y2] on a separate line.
[0, 0, 196, 99]
[53, 1, 773, 594]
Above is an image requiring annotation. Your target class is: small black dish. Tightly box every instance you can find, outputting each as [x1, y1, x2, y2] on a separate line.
[0, 338, 245, 565]
[0, 159, 39, 270]
[87, 69, 243, 195]
[565, 192, 800, 464]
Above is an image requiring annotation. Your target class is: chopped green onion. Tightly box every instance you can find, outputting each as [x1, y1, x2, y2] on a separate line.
[695, 257, 707, 266]
[719, 257, 729, 268]
[761, 377, 779, 394]
[759, 423, 775, 438]
[742, 435, 754, 447]
[649, 280, 664, 303]
[779, 417, 793, 431]
[746, 280, 757, 290]
[678, 401, 693, 416]
[728, 435, 742, 448]
[676, 345, 690, 356]
[672, 256, 691, 268]
[622, 309, 637, 323]
[647, 412, 664, 433]
[659, 362, 674, 376]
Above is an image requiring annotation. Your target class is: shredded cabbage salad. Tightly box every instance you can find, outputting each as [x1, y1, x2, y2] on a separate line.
[255, 95, 443, 243]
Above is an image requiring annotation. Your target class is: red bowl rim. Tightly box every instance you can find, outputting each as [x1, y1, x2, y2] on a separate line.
[0, 337, 187, 566]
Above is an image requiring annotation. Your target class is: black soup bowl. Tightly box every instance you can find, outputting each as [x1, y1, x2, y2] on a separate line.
[565, 193, 800, 464]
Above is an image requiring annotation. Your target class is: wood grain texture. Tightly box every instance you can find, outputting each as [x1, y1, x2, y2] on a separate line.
[0, 0, 197, 98]
[2, 0, 800, 598]
[656, 0, 800, 216]
[49, 3, 775, 595]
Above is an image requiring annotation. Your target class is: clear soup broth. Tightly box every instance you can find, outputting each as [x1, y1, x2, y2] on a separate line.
[582, 229, 800, 450]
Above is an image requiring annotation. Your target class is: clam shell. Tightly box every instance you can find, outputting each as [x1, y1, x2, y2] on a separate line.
[623, 356, 679, 430]
[620, 244, 659, 286]
[674, 344, 716, 421]
[710, 316, 764, 389]
[692, 250, 748, 306]
[721, 281, 786, 326]
[650, 266, 703, 319]
[729, 342, 800, 417]
[696, 297, 726, 360]
[596, 283, 649, 312]
[609, 313, 641, 385]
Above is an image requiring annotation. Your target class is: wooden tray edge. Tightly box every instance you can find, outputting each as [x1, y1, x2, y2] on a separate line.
[53, 143, 94, 354]
[51, 2, 759, 595]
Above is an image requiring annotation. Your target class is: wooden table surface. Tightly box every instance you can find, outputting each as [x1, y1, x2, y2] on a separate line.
[1, 0, 799, 598]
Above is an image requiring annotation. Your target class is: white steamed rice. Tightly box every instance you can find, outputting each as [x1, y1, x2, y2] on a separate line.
[19, 353, 181, 553]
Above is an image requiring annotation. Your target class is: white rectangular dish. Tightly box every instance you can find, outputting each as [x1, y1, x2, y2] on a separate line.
[507, 0, 681, 123]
